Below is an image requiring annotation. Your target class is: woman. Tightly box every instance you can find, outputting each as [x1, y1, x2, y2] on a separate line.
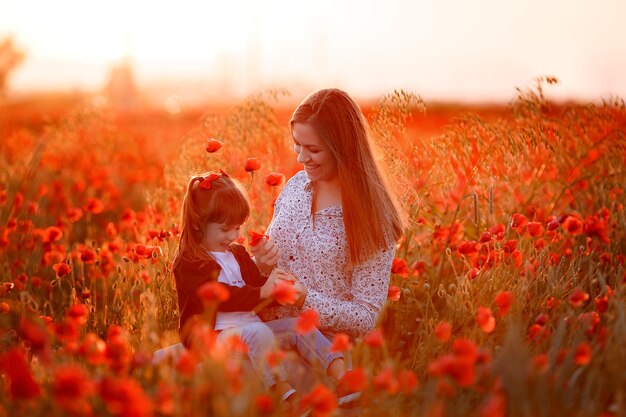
[253, 88, 405, 341]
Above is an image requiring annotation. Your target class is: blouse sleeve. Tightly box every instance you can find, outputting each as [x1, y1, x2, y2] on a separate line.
[302, 241, 395, 340]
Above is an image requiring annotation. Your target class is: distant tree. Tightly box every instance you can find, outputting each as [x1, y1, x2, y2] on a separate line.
[0, 37, 25, 97]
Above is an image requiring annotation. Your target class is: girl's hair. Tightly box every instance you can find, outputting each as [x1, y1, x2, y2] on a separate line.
[173, 171, 250, 266]
[290, 88, 405, 265]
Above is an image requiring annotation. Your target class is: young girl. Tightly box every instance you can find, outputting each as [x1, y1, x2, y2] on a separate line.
[172, 170, 352, 405]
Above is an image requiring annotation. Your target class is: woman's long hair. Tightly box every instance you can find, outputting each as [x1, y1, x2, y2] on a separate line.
[290, 88, 406, 265]
[173, 172, 250, 267]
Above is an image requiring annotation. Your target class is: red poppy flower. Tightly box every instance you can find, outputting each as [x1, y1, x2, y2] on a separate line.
[573, 341, 592, 365]
[494, 291, 514, 317]
[197, 282, 230, 305]
[531, 353, 549, 374]
[299, 384, 337, 417]
[397, 369, 419, 394]
[488, 223, 506, 238]
[296, 309, 319, 335]
[527, 221, 544, 237]
[338, 367, 367, 392]
[205, 138, 223, 153]
[271, 280, 298, 306]
[53, 365, 95, 412]
[457, 240, 480, 255]
[43, 226, 63, 243]
[547, 219, 560, 231]
[67, 304, 89, 326]
[80, 248, 97, 264]
[562, 215, 583, 235]
[244, 157, 261, 172]
[255, 394, 274, 414]
[0, 348, 42, 400]
[53, 262, 71, 277]
[330, 333, 352, 352]
[428, 354, 475, 387]
[364, 328, 385, 348]
[503, 239, 518, 253]
[387, 285, 401, 301]
[99, 376, 153, 417]
[373, 368, 399, 394]
[434, 321, 452, 342]
[84, 197, 104, 214]
[248, 230, 267, 247]
[391, 257, 410, 277]
[466, 267, 480, 280]
[476, 307, 496, 333]
[78, 333, 107, 365]
[264, 172, 285, 186]
[511, 213, 528, 231]
[568, 288, 589, 308]
[479, 231, 492, 243]
[266, 349, 287, 368]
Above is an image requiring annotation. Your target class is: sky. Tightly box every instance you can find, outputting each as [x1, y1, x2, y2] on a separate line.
[1, 0, 625, 104]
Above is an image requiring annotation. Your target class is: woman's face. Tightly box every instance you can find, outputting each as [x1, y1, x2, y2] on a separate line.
[292, 122, 338, 182]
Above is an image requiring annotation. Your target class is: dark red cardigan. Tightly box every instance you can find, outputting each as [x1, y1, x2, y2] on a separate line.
[172, 244, 267, 348]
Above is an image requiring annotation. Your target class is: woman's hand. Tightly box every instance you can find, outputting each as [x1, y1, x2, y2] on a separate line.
[251, 237, 281, 275]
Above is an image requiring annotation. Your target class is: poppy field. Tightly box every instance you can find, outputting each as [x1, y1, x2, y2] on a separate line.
[0, 78, 625, 417]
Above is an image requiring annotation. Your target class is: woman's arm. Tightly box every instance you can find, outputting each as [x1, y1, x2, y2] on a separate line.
[301, 242, 395, 340]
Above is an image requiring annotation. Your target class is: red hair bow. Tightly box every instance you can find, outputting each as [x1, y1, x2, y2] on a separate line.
[198, 173, 221, 189]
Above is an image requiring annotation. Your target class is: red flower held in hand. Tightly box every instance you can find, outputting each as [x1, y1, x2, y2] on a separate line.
[271, 280, 298, 306]
[248, 230, 267, 247]
[205, 138, 223, 153]
[264, 172, 285, 186]
[296, 309, 319, 335]
[197, 282, 230, 305]
[244, 157, 261, 172]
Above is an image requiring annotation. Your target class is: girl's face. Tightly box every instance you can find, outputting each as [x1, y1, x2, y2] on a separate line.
[292, 122, 338, 183]
[202, 222, 242, 252]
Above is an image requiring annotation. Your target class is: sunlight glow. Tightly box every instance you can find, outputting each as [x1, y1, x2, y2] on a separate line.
[1, 0, 625, 101]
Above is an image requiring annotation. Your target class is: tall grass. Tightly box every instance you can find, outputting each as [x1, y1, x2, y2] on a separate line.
[0, 79, 624, 416]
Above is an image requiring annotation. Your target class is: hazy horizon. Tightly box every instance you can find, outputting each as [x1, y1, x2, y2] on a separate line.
[2, 0, 625, 105]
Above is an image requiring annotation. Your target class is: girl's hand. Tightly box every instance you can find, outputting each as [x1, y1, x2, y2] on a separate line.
[260, 268, 291, 299]
[251, 237, 281, 275]
[280, 269, 307, 308]
[293, 279, 308, 309]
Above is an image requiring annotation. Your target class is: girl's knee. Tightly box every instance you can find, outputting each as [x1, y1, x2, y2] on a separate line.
[243, 323, 276, 348]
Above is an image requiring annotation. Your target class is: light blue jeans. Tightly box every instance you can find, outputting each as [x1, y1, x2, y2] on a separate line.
[217, 318, 344, 389]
